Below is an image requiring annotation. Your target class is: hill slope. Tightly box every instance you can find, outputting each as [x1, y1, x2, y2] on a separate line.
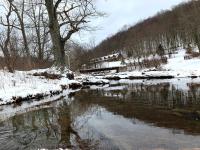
[89, 0, 200, 60]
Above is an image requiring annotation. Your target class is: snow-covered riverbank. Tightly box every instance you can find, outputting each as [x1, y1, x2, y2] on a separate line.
[0, 67, 111, 105]
[102, 49, 200, 80]
[77, 49, 200, 82]
[0, 68, 82, 105]
[1, 49, 200, 106]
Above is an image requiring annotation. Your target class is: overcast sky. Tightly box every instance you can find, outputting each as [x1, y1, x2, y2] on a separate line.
[74, 0, 188, 46]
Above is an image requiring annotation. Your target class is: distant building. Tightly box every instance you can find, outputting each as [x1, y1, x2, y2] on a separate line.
[85, 52, 127, 69]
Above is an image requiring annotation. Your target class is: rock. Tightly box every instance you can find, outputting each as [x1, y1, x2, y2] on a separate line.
[66, 72, 74, 80]
[68, 83, 82, 90]
[33, 72, 62, 80]
[104, 76, 121, 80]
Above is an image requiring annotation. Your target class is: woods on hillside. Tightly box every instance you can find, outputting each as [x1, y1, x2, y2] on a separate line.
[90, 0, 200, 61]
[1, 0, 200, 71]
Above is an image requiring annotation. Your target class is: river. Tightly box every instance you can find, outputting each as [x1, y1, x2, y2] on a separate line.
[0, 78, 200, 150]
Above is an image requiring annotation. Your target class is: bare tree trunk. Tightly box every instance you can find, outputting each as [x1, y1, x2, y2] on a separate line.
[9, 0, 30, 57]
[45, 0, 65, 67]
[29, 0, 43, 60]
[45, 0, 99, 69]
[3, 50, 14, 73]
[0, 4, 14, 73]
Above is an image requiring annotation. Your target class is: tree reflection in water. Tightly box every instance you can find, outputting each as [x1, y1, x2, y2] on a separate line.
[1, 80, 200, 149]
[0, 96, 100, 149]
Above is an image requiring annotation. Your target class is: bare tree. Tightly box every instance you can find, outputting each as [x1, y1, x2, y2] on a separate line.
[25, 0, 49, 60]
[6, 0, 30, 57]
[44, 0, 101, 68]
[0, 3, 14, 72]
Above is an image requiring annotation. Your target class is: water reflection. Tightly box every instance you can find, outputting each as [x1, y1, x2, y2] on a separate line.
[0, 79, 200, 149]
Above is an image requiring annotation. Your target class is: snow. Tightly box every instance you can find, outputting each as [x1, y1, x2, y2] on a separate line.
[163, 49, 200, 74]
[28, 66, 72, 77]
[101, 61, 125, 68]
[101, 49, 200, 79]
[91, 53, 120, 62]
[1, 48, 200, 106]
[74, 48, 200, 84]
[76, 74, 109, 84]
[0, 68, 80, 105]
[0, 65, 113, 105]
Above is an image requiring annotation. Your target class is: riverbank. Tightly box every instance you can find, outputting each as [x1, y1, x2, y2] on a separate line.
[93, 49, 200, 80]
[0, 68, 82, 105]
[1, 78, 200, 149]
[1, 49, 200, 105]
[0, 67, 111, 105]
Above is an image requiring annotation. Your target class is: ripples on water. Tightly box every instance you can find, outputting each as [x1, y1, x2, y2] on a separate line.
[0, 78, 200, 149]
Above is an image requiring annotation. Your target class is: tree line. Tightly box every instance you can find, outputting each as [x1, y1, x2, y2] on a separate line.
[89, 0, 200, 60]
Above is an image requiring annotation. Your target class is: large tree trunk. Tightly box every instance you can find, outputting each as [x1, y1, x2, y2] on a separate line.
[45, 0, 66, 68]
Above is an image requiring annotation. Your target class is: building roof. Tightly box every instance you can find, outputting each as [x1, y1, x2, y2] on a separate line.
[90, 53, 123, 63]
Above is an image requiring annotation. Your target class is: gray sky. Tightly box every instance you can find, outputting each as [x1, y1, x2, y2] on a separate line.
[74, 0, 188, 46]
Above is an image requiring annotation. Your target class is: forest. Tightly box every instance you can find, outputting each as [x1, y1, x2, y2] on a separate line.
[0, 0, 100, 72]
[86, 0, 200, 63]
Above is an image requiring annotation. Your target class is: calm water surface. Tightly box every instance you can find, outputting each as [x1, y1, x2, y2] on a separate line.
[1, 79, 200, 150]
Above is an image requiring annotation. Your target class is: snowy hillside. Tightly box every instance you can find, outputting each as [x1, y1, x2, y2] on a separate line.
[103, 49, 200, 79]
[163, 49, 200, 74]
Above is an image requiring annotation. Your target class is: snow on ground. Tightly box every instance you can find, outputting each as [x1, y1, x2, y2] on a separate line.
[28, 66, 72, 77]
[76, 48, 200, 84]
[101, 49, 200, 79]
[1, 49, 200, 106]
[151, 49, 200, 77]
[0, 68, 80, 105]
[163, 49, 200, 75]
[0, 66, 111, 105]
[76, 74, 109, 85]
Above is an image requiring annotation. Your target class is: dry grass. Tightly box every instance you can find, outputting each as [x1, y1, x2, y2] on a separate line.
[0, 56, 53, 71]
[184, 52, 200, 60]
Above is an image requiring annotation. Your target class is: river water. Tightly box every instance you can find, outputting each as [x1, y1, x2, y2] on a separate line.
[1, 78, 200, 150]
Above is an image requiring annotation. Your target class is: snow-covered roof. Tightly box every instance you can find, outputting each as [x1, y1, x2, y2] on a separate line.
[90, 53, 122, 63]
